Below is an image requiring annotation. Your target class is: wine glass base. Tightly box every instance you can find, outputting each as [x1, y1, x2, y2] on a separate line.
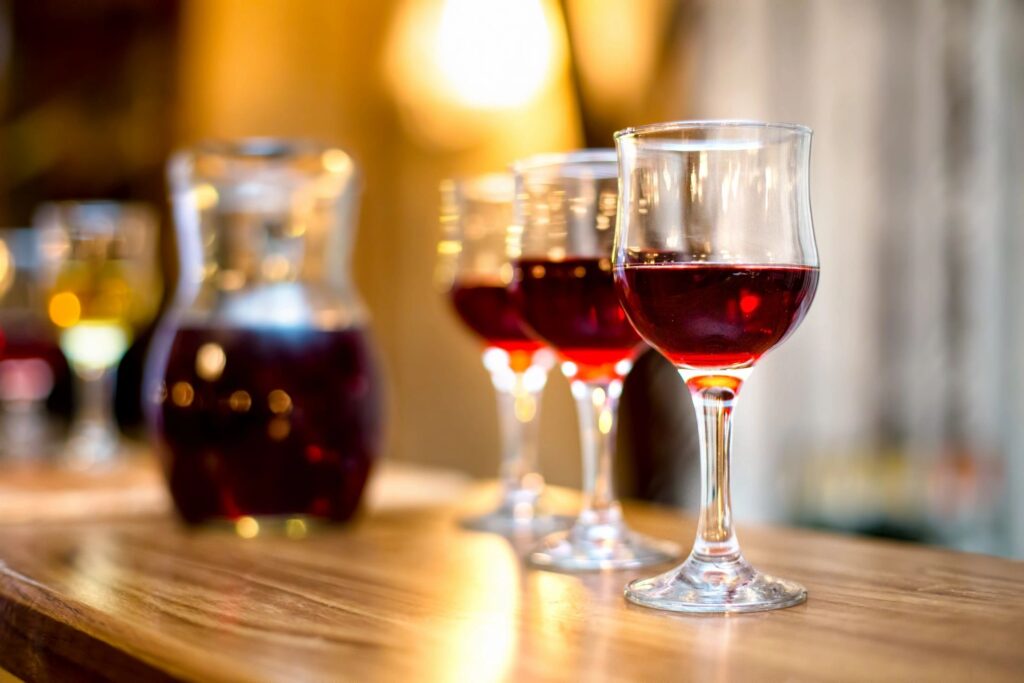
[624, 553, 807, 613]
[459, 510, 574, 537]
[59, 423, 122, 470]
[528, 528, 680, 572]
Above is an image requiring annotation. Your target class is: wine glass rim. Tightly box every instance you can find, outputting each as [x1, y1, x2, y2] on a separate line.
[36, 199, 152, 208]
[614, 119, 812, 140]
[186, 137, 339, 159]
[511, 148, 617, 174]
[440, 172, 514, 200]
[169, 138, 359, 187]
[33, 200, 156, 219]
[171, 138, 359, 178]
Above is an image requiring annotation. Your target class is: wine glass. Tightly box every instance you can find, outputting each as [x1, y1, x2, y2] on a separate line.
[35, 202, 161, 467]
[438, 173, 567, 535]
[509, 150, 680, 570]
[0, 229, 62, 459]
[613, 120, 819, 612]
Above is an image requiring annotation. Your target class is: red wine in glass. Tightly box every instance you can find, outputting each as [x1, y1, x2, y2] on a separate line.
[152, 325, 382, 524]
[615, 261, 819, 369]
[511, 257, 641, 378]
[0, 318, 66, 406]
[450, 281, 544, 355]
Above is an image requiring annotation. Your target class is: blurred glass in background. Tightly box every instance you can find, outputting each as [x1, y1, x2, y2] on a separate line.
[0, 228, 66, 459]
[0, 0, 1020, 557]
[35, 201, 161, 466]
[0, 0, 176, 454]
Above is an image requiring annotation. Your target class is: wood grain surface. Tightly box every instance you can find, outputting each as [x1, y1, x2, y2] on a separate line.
[0, 455, 472, 525]
[0, 471, 1022, 682]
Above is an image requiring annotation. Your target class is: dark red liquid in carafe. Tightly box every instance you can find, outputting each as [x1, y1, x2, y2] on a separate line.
[511, 257, 641, 378]
[615, 263, 818, 369]
[152, 325, 382, 524]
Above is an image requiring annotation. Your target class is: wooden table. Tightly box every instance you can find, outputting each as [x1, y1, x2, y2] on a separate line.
[0, 462, 1022, 682]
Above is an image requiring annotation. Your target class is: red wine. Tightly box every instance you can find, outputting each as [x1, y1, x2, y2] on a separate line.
[615, 262, 818, 369]
[0, 318, 62, 362]
[151, 325, 382, 524]
[450, 281, 543, 355]
[0, 319, 68, 406]
[511, 257, 641, 378]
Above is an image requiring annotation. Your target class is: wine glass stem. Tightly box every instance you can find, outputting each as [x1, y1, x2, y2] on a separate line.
[570, 378, 623, 526]
[488, 359, 548, 511]
[682, 370, 751, 561]
[68, 363, 119, 460]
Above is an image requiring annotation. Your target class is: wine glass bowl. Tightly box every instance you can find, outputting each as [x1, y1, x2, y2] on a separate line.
[613, 121, 819, 611]
[509, 150, 680, 570]
[616, 262, 818, 371]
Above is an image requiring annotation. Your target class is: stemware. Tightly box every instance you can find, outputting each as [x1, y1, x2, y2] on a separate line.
[35, 202, 161, 467]
[509, 150, 679, 570]
[613, 120, 819, 612]
[438, 173, 567, 535]
[0, 229, 64, 459]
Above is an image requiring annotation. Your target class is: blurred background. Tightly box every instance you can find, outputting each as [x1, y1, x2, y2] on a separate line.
[0, 0, 1021, 557]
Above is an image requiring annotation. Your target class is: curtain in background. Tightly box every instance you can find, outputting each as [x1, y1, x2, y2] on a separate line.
[660, 0, 1024, 555]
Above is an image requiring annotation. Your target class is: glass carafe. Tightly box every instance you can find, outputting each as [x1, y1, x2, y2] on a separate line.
[146, 139, 383, 527]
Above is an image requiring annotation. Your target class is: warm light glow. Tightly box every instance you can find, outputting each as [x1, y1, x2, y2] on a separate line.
[229, 390, 252, 412]
[285, 518, 308, 540]
[436, 0, 553, 109]
[383, 0, 573, 149]
[261, 254, 292, 281]
[514, 394, 536, 422]
[437, 239, 462, 256]
[235, 516, 260, 539]
[171, 381, 195, 407]
[529, 571, 584, 667]
[193, 183, 219, 211]
[218, 269, 246, 291]
[322, 149, 354, 176]
[268, 389, 292, 414]
[195, 343, 227, 381]
[268, 417, 291, 441]
[59, 322, 129, 371]
[48, 292, 82, 328]
[598, 408, 613, 435]
[431, 536, 518, 682]
[686, 374, 744, 393]
[0, 239, 12, 301]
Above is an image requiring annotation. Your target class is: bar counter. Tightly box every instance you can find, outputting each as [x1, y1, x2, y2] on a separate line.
[0, 459, 1021, 681]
